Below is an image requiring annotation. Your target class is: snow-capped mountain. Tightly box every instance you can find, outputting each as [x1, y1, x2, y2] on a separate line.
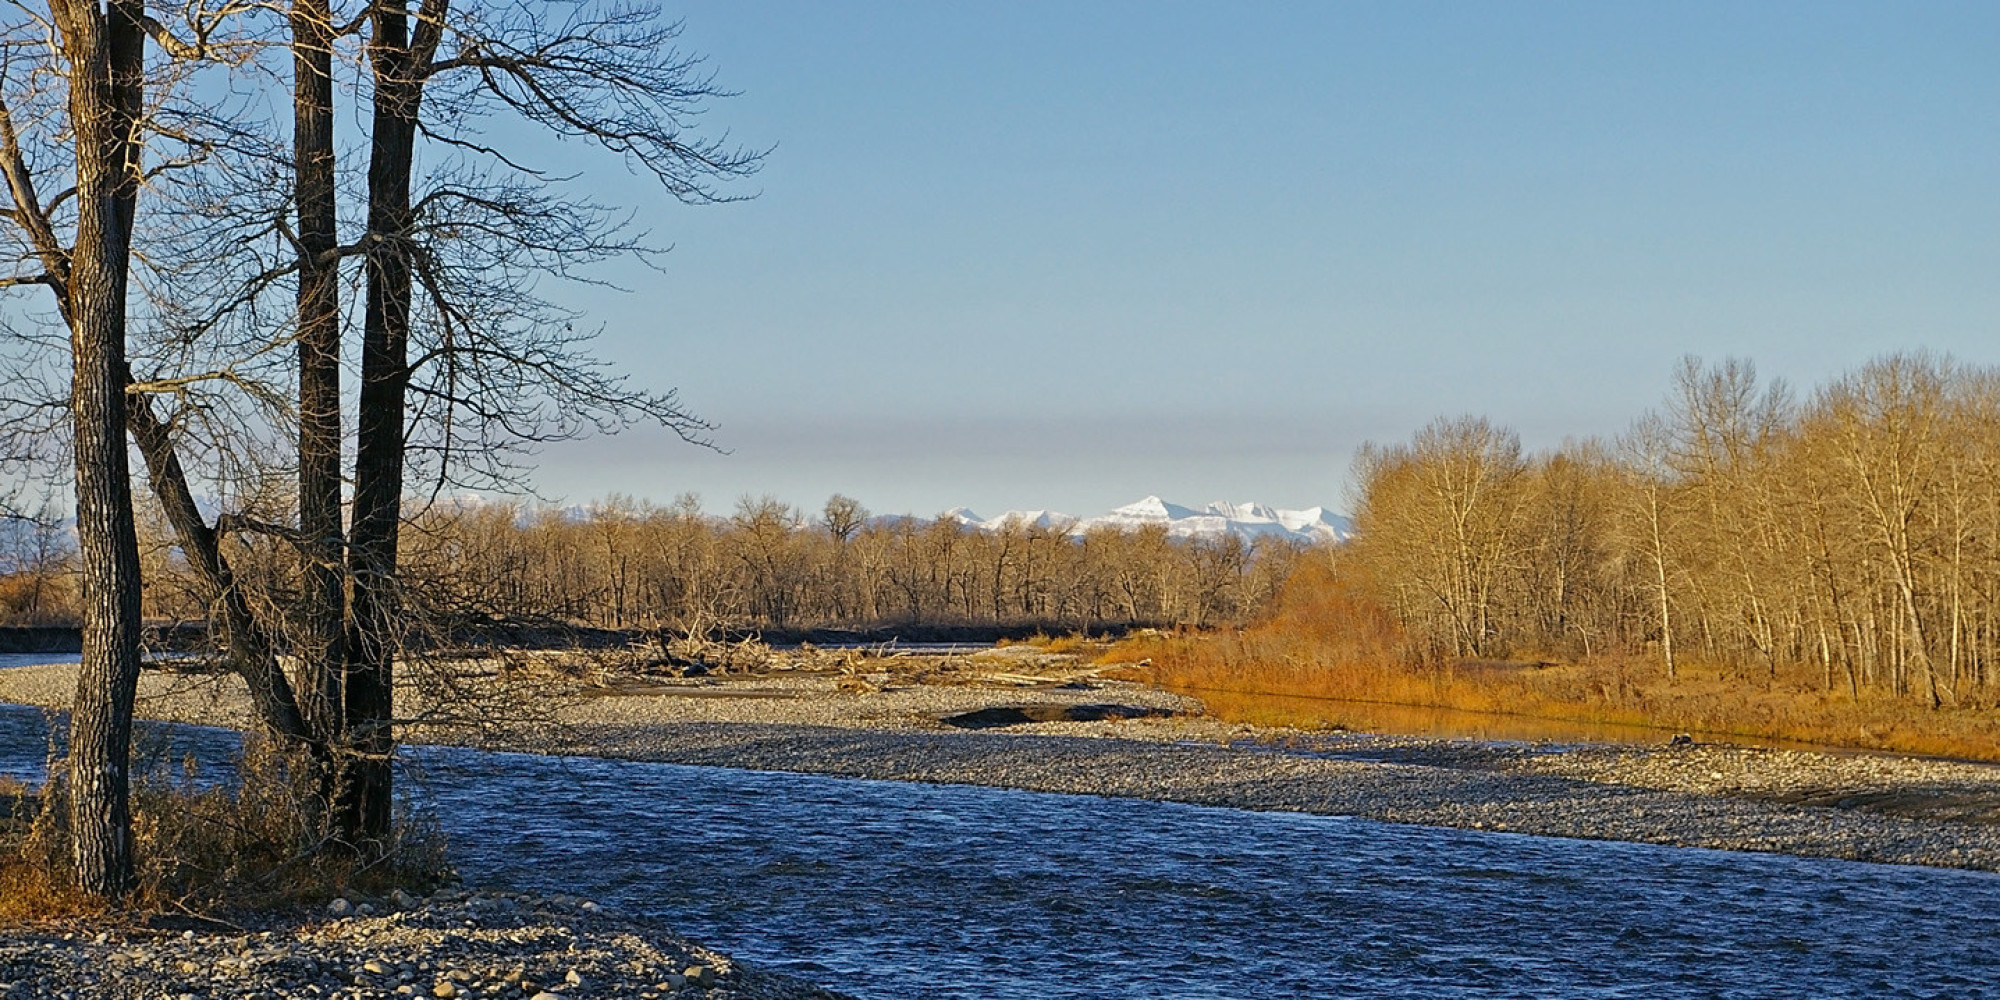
[946, 496, 1352, 545]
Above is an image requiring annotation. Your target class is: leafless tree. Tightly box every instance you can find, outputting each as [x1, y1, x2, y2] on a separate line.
[0, 0, 153, 896]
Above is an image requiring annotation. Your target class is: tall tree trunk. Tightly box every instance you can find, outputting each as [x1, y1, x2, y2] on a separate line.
[1647, 487, 1674, 679]
[341, 0, 442, 850]
[52, 0, 146, 898]
[293, 0, 347, 747]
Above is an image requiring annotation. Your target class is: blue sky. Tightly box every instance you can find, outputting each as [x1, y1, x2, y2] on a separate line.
[526, 1, 2000, 518]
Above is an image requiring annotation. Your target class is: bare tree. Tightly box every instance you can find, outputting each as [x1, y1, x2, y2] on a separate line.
[0, 0, 150, 896]
[1618, 413, 1679, 677]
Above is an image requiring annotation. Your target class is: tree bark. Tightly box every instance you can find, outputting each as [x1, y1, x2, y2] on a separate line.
[293, 0, 347, 746]
[51, 0, 147, 898]
[341, 0, 444, 850]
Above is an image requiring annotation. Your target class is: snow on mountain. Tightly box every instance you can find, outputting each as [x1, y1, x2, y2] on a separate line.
[986, 509, 1079, 531]
[946, 496, 1352, 545]
[940, 507, 985, 526]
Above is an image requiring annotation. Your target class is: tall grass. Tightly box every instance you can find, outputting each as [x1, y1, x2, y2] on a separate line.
[1124, 560, 2000, 760]
[0, 736, 450, 925]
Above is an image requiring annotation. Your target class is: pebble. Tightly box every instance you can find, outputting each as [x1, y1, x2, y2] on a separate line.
[0, 891, 835, 1000]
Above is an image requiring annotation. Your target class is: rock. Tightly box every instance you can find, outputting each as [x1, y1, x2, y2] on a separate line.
[433, 982, 458, 998]
[564, 969, 584, 987]
[364, 960, 389, 975]
[328, 897, 353, 916]
[357, 902, 378, 916]
[683, 964, 715, 987]
[393, 889, 419, 909]
[658, 974, 688, 989]
[529, 993, 565, 1000]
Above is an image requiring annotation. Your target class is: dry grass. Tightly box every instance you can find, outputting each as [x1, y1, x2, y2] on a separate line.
[0, 739, 451, 927]
[1000, 632, 1093, 655]
[1127, 561, 2000, 761]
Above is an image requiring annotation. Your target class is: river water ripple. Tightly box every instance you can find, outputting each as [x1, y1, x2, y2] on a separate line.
[3, 705, 1998, 998]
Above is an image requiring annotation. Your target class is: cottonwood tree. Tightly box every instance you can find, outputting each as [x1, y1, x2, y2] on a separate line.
[3, 0, 762, 872]
[1813, 354, 1956, 708]
[1338, 352, 2000, 712]
[1617, 413, 1681, 677]
[0, 0, 155, 895]
[1352, 416, 1527, 657]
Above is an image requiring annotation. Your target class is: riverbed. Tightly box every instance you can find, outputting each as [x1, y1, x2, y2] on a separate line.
[3, 703, 1998, 999]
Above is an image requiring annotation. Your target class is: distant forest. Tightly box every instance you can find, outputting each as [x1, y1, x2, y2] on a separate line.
[0, 493, 1308, 637]
[13, 351, 1999, 715]
[1346, 353, 2000, 707]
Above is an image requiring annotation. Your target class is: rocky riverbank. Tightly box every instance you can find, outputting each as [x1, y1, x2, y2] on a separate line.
[514, 719, 2000, 871]
[4, 652, 2000, 872]
[0, 890, 852, 1000]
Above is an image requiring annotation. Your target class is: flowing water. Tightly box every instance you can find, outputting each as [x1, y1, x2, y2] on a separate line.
[3, 703, 1999, 998]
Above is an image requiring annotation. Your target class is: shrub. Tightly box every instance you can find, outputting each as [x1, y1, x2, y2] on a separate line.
[0, 734, 451, 925]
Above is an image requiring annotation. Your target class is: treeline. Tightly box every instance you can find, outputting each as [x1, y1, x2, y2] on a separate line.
[1348, 354, 2000, 707]
[2, 496, 1307, 635]
[387, 495, 1305, 633]
[0, 513, 73, 627]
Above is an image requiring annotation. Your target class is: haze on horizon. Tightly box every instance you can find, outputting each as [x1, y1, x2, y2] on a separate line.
[526, 1, 2000, 519]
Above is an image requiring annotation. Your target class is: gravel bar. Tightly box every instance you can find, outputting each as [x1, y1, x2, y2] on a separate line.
[515, 719, 2000, 872]
[6, 659, 2000, 872]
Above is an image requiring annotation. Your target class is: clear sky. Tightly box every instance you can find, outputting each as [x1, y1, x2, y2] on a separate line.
[525, 1, 2000, 519]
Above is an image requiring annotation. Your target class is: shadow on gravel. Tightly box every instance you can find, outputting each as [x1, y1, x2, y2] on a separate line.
[1767, 786, 2000, 824]
[940, 704, 1179, 729]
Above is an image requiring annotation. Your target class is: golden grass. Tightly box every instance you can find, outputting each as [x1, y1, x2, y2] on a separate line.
[1004, 632, 1093, 654]
[0, 741, 451, 927]
[1128, 561, 2000, 761]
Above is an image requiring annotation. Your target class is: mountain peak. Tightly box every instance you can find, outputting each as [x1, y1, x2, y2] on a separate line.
[952, 496, 1351, 544]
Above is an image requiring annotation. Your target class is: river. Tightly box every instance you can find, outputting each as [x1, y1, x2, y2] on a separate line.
[3, 701, 1998, 997]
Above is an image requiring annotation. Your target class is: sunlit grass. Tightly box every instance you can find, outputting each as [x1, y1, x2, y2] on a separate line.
[0, 743, 451, 927]
[1122, 562, 2000, 760]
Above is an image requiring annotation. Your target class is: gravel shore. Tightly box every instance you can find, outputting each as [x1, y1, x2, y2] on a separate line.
[5, 654, 2000, 872]
[0, 890, 851, 1000]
